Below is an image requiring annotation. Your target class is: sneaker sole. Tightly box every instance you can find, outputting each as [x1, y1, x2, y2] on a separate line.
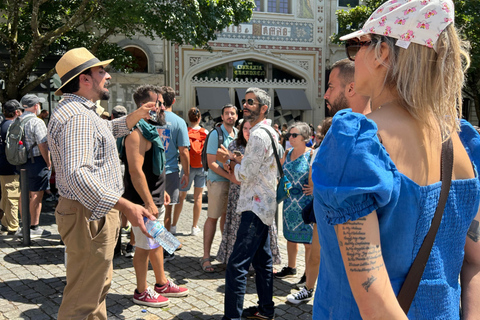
[286, 296, 312, 305]
[159, 289, 189, 297]
[132, 298, 169, 307]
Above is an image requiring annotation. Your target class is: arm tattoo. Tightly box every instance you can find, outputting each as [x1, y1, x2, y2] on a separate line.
[340, 217, 384, 274]
[362, 275, 377, 292]
[467, 220, 480, 242]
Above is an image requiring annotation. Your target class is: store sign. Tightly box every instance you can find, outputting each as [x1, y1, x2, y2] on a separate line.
[223, 23, 291, 37]
[233, 61, 266, 78]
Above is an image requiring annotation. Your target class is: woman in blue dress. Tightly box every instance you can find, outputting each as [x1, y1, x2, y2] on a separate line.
[275, 122, 313, 284]
[312, 0, 480, 319]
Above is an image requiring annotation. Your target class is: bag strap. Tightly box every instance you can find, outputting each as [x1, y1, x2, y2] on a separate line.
[397, 138, 454, 313]
[260, 127, 284, 178]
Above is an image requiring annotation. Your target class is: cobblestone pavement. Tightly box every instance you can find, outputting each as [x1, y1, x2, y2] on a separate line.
[0, 191, 313, 320]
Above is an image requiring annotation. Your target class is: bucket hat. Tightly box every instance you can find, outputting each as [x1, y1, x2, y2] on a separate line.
[340, 0, 455, 51]
[55, 47, 113, 96]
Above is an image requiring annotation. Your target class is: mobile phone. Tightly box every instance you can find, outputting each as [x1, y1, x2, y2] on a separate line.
[233, 150, 242, 156]
[149, 110, 157, 123]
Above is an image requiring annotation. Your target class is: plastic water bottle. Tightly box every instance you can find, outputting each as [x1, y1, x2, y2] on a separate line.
[19, 141, 24, 149]
[144, 217, 180, 254]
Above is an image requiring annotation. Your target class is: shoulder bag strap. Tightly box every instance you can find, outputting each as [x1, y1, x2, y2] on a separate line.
[397, 138, 454, 313]
[260, 127, 284, 178]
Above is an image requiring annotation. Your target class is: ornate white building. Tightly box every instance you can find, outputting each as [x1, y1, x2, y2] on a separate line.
[105, 0, 358, 128]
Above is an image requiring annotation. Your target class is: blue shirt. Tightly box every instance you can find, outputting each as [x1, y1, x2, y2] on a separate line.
[207, 124, 237, 182]
[155, 111, 190, 174]
[312, 110, 480, 319]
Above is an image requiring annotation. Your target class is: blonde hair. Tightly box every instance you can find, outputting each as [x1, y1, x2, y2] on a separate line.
[369, 24, 470, 138]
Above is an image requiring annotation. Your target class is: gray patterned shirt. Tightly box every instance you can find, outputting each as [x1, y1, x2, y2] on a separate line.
[21, 111, 48, 158]
[48, 94, 130, 220]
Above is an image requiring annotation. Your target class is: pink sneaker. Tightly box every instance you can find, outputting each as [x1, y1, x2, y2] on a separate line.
[155, 279, 189, 297]
[133, 287, 169, 307]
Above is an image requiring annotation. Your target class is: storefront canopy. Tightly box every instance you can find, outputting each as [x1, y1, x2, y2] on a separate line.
[196, 87, 230, 110]
[275, 89, 312, 110]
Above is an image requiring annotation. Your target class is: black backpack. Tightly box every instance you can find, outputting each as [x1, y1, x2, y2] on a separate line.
[201, 126, 224, 171]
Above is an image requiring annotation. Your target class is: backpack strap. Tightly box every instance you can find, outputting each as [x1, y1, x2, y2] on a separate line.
[20, 115, 38, 163]
[260, 127, 284, 178]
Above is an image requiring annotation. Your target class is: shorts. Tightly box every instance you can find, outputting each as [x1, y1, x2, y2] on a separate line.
[165, 172, 180, 205]
[18, 156, 49, 192]
[179, 167, 206, 191]
[206, 180, 229, 219]
[132, 205, 165, 250]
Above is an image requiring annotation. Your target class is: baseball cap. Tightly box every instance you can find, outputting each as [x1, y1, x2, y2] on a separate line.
[339, 0, 455, 52]
[20, 94, 46, 108]
[3, 99, 22, 113]
[101, 111, 110, 118]
[112, 105, 127, 117]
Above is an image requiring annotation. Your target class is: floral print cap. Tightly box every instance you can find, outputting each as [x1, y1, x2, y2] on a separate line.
[339, 0, 454, 51]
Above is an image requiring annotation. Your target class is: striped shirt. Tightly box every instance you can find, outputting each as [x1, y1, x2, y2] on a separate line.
[21, 111, 48, 158]
[48, 94, 130, 220]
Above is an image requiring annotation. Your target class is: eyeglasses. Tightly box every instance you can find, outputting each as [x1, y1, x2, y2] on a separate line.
[286, 133, 300, 139]
[242, 99, 259, 106]
[345, 40, 373, 61]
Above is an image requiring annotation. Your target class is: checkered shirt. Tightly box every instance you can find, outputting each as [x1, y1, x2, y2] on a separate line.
[47, 94, 130, 220]
[20, 111, 48, 158]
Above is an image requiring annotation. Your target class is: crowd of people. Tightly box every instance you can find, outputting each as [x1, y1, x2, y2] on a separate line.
[1, 1, 480, 319]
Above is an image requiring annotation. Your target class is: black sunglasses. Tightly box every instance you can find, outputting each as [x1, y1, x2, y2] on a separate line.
[242, 98, 259, 106]
[286, 133, 300, 139]
[345, 40, 373, 61]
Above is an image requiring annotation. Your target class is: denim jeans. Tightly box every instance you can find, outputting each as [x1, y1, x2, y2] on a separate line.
[224, 210, 274, 319]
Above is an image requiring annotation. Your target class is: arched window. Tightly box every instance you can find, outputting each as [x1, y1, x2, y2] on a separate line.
[124, 46, 148, 73]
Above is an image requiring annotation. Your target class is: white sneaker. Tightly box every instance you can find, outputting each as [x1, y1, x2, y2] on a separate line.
[170, 225, 177, 235]
[191, 226, 201, 236]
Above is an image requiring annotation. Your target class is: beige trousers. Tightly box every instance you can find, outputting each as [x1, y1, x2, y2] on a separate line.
[0, 175, 20, 232]
[55, 197, 120, 320]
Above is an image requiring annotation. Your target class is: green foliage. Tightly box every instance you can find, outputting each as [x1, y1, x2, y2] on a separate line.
[0, 0, 255, 101]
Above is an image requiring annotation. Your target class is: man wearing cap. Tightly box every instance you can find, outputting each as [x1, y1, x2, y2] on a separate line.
[48, 47, 156, 320]
[0, 100, 23, 235]
[112, 105, 127, 119]
[17, 93, 52, 239]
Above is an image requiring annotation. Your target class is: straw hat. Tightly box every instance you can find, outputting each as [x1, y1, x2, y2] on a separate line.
[55, 47, 113, 96]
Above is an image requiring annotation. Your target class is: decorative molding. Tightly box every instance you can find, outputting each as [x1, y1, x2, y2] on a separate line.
[299, 61, 309, 71]
[191, 77, 308, 87]
[189, 57, 202, 67]
[176, 43, 323, 97]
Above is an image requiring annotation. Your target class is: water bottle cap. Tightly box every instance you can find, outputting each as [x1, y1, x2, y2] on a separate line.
[18, 141, 23, 145]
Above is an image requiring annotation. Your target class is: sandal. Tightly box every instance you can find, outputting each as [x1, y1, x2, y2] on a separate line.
[200, 257, 215, 273]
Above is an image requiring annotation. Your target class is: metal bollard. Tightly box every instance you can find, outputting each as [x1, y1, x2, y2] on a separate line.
[20, 169, 31, 246]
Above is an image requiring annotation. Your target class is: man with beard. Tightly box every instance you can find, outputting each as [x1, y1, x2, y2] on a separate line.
[124, 85, 189, 307]
[200, 104, 238, 273]
[222, 88, 278, 320]
[324, 59, 370, 116]
[48, 48, 156, 319]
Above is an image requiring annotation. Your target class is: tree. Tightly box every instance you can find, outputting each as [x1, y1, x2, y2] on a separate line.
[0, 0, 255, 102]
[331, 0, 480, 124]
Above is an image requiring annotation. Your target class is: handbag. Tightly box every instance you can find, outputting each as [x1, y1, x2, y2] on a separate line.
[260, 127, 292, 204]
[396, 138, 453, 314]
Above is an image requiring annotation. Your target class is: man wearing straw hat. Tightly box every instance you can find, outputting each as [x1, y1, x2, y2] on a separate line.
[48, 47, 157, 320]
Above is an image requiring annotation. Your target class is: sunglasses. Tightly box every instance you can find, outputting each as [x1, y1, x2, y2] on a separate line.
[156, 99, 165, 107]
[241, 98, 259, 106]
[345, 40, 373, 61]
[286, 133, 300, 139]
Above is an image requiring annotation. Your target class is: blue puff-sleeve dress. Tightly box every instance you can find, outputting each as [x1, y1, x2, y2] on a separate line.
[312, 110, 480, 319]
